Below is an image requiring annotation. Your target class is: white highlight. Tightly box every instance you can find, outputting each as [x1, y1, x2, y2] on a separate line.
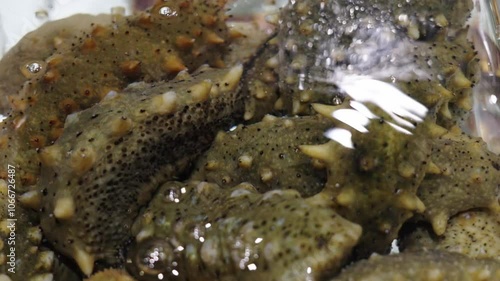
[489, 94, 498, 105]
[0, 114, 6, 123]
[332, 109, 370, 133]
[324, 128, 354, 149]
[322, 74, 428, 147]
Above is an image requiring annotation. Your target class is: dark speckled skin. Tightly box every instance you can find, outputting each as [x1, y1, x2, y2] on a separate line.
[39, 65, 244, 272]
[190, 115, 331, 196]
[331, 250, 500, 281]
[0, 0, 231, 192]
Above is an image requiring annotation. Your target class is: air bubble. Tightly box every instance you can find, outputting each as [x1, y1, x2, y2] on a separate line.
[27, 62, 42, 73]
[159, 6, 178, 17]
[20, 61, 46, 79]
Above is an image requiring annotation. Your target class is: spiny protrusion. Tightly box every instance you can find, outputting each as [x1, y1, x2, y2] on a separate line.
[259, 167, 274, 183]
[53, 194, 75, 220]
[431, 211, 450, 235]
[449, 69, 472, 89]
[261, 114, 279, 123]
[220, 64, 243, 92]
[189, 80, 213, 103]
[39, 145, 63, 167]
[238, 155, 253, 169]
[204, 160, 219, 171]
[120, 60, 142, 79]
[73, 247, 95, 276]
[70, 147, 97, 176]
[396, 193, 426, 212]
[34, 250, 54, 271]
[110, 116, 133, 138]
[424, 122, 448, 138]
[312, 103, 337, 119]
[434, 14, 449, 27]
[175, 35, 195, 49]
[300, 142, 336, 164]
[27, 226, 42, 245]
[162, 55, 187, 74]
[204, 31, 225, 45]
[426, 161, 442, 174]
[398, 162, 416, 178]
[152, 91, 178, 115]
[18, 190, 42, 209]
[336, 188, 355, 207]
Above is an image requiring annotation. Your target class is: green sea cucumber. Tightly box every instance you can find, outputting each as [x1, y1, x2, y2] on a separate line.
[39, 65, 244, 275]
[129, 180, 361, 281]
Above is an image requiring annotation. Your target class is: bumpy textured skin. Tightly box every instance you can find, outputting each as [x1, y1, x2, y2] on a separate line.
[0, 0, 231, 191]
[417, 132, 500, 235]
[240, 37, 282, 122]
[277, 0, 474, 116]
[301, 108, 431, 257]
[86, 269, 136, 281]
[0, 179, 80, 281]
[39, 65, 244, 272]
[0, 14, 115, 114]
[190, 115, 330, 196]
[129, 181, 361, 281]
[402, 211, 500, 260]
[332, 250, 500, 281]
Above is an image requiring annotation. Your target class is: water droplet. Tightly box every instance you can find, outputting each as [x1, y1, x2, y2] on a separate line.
[159, 6, 178, 17]
[26, 62, 42, 74]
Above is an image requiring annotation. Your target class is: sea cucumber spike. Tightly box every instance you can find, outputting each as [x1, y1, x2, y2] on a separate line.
[220, 64, 243, 92]
[434, 14, 449, 27]
[237, 155, 253, 169]
[426, 161, 442, 174]
[204, 160, 219, 171]
[152, 91, 178, 115]
[396, 193, 426, 212]
[261, 114, 278, 123]
[209, 83, 220, 98]
[299, 143, 336, 164]
[189, 80, 213, 103]
[204, 31, 225, 45]
[70, 147, 97, 176]
[259, 167, 274, 183]
[292, 98, 302, 115]
[162, 55, 187, 74]
[431, 211, 450, 236]
[34, 251, 55, 272]
[253, 80, 269, 100]
[311, 103, 339, 119]
[108, 116, 133, 139]
[456, 93, 473, 111]
[424, 122, 449, 138]
[397, 162, 416, 178]
[439, 102, 453, 119]
[336, 188, 356, 207]
[449, 69, 473, 89]
[39, 145, 63, 168]
[73, 246, 95, 276]
[18, 190, 42, 210]
[175, 35, 195, 49]
[265, 55, 279, 69]
[174, 69, 192, 81]
[53, 195, 75, 220]
[274, 97, 285, 110]
[120, 60, 142, 79]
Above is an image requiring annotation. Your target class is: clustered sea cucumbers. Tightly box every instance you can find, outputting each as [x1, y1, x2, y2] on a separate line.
[0, 0, 499, 280]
